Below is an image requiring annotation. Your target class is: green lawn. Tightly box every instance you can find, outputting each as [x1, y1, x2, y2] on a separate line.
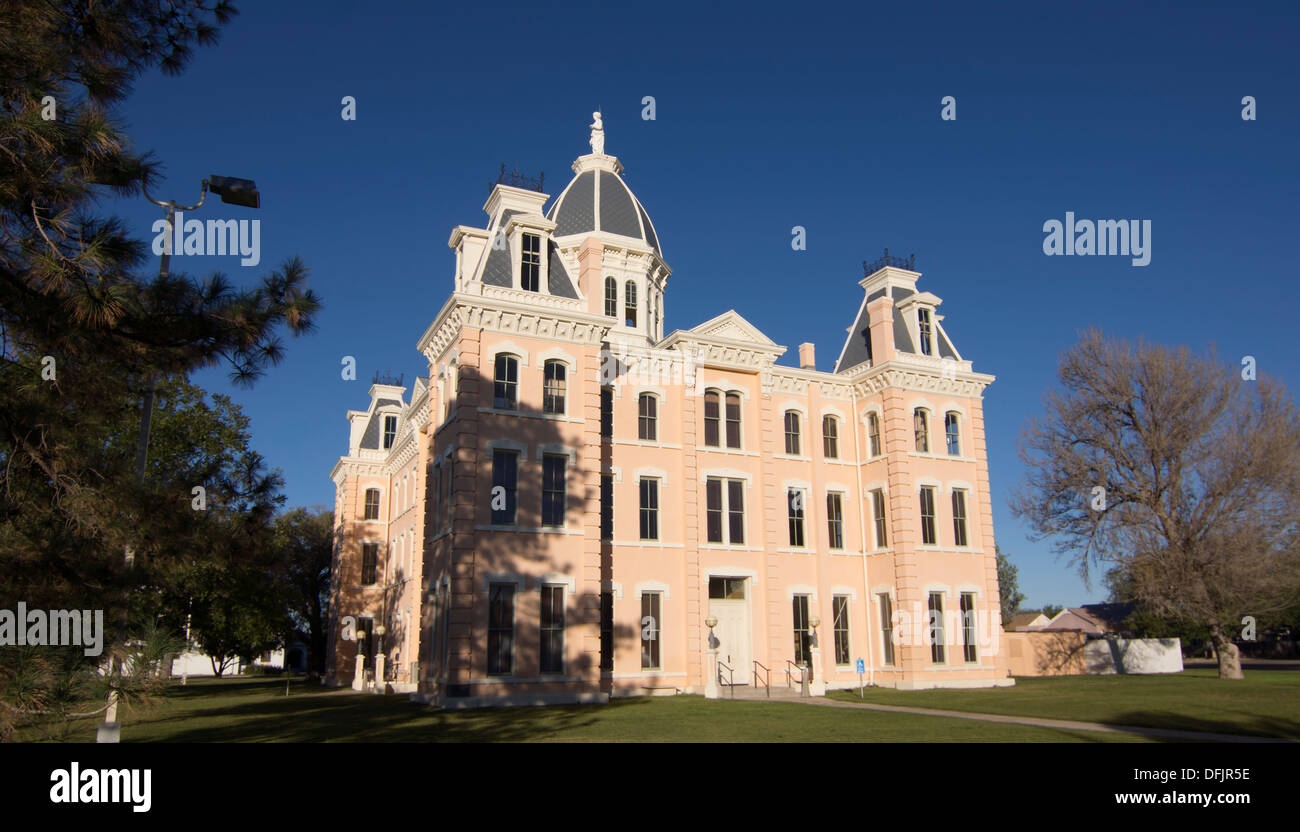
[18, 676, 1160, 743]
[827, 669, 1300, 739]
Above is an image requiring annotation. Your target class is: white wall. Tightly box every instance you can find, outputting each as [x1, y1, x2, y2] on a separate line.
[1084, 638, 1183, 674]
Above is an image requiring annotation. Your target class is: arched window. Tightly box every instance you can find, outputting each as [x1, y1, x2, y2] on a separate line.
[543, 360, 567, 414]
[914, 408, 929, 453]
[784, 410, 801, 455]
[604, 277, 617, 317]
[493, 354, 518, 410]
[704, 390, 720, 447]
[638, 393, 658, 441]
[725, 393, 742, 449]
[364, 488, 381, 520]
[624, 281, 637, 327]
[867, 412, 881, 457]
[944, 411, 961, 456]
[822, 415, 839, 459]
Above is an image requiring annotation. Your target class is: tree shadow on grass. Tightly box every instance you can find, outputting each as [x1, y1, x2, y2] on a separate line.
[138, 689, 653, 742]
[1103, 711, 1300, 741]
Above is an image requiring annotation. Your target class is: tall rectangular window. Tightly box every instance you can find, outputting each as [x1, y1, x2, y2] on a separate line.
[914, 409, 929, 452]
[919, 486, 936, 545]
[878, 594, 895, 666]
[364, 488, 380, 521]
[487, 583, 514, 675]
[826, 492, 844, 550]
[540, 584, 564, 674]
[705, 478, 745, 545]
[520, 233, 541, 292]
[543, 361, 566, 414]
[832, 595, 850, 665]
[960, 592, 978, 663]
[725, 393, 741, 448]
[952, 489, 968, 547]
[600, 474, 613, 541]
[638, 394, 657, 441]
[491, 450, 518, 525]
[945, 411, 961, 455]
[871, 489, 888, 549]
[639, 478, 659, 541]
[703, 391, 720, 447]
[383, 415, 397, 450]
[599, 591, 614, 672]
[918, 308, 933, 355]
[600, 387, 613, 438]
[361, 542, 378, 586]
[792, 595, 811, 666]
[640, 592, 661, 669]
[493, 354, 518, 410]
[867, 412, 881, 457]
[431, 464, 442, 533]
[603, 277, 617, 317]
[727, 480, 745, 545]
[706, 478, 723, 543]
[928, 592, 946, 664]
[442, 459, 454, 532]
[784, 411, 801, 455]
[541, 454, 566, 527]
[822, 415, 838, 459]
[624, 281, 637, 328]
[787, 489, 805, 548]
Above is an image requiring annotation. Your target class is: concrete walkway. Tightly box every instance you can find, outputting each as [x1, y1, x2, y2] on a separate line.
[798, 697, 1297, 743]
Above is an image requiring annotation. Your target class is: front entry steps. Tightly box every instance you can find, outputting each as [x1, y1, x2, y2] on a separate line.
[718, 684, 813, 702]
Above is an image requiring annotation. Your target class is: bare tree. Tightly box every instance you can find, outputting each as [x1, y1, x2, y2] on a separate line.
[1013, 330, 1300, 679]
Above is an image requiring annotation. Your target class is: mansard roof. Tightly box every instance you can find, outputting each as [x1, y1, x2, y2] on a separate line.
[546, 160, 661, 257]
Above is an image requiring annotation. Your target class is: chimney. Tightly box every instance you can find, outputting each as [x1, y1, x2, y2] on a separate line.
[798, 342, 816, 371]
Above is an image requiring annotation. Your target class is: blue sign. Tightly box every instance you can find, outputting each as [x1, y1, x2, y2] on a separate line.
[855, 658, 865, 674]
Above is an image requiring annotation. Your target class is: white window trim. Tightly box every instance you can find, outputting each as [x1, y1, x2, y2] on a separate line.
[535, 443, 579, 463]
[787, 584, 818, 602]
[831, 585, 858, 602]
[635, 580, 672, 601]
[635, 466, 669, 487]
[537, 573, 577, 594]
[487, 341, 530, 369]
[483, 572, 528, 593]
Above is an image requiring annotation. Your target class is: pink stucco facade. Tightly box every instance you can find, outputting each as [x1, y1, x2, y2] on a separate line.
[326, 122, 1011, 705]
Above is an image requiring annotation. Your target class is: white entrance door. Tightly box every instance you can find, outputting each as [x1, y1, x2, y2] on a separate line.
[709, 594, 752, 686]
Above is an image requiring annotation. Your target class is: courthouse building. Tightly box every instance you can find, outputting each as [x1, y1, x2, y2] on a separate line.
[325, 115, 1011, 706]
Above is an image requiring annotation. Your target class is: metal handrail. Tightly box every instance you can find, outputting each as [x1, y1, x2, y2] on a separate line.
[753, 660, 770, 698]
[717, 660, 735, 698]
[785, 659, 805, 689]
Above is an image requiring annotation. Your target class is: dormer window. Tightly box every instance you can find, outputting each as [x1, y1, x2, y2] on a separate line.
[382, 415, 397, 449]
[918, 308, 933, 356]
[521, 233, 541, 292]
[625, 281, 638, 327]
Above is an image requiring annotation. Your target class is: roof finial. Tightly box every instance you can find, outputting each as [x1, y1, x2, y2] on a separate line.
[589, 111, 605, 155]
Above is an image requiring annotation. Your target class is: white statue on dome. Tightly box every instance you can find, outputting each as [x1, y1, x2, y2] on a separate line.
[590, 111, 605, 155]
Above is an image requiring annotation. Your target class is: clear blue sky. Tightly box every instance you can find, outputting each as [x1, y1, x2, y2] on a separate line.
[105, 1, 1300, 609]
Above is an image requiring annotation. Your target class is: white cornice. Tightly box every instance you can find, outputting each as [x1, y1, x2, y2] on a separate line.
[416, 293, 614, 361]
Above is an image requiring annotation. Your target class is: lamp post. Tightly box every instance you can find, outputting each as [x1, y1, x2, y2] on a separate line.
[704, 615, 719, 699]
[809, 615, 826, 696]
[96, 175, 261, 744]
[353, 629, 367, 692]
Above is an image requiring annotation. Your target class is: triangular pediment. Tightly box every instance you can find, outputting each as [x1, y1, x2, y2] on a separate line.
[689, 310, 777, 346]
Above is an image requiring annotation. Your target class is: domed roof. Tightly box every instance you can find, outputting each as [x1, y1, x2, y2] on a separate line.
[547, 163, 661, 257]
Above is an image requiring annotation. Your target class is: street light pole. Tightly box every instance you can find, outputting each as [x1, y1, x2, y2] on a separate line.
[96, 175, 261, 743]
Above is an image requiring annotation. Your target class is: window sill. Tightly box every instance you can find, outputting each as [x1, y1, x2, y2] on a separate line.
[477, 407, 583, 423]
[698, 446, 754, 456]
[474, 525, 582, 535]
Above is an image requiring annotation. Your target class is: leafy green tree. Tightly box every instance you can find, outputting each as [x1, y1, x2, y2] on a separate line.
[995, 544, 1025, 624]
[272, 507, 334, 676]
